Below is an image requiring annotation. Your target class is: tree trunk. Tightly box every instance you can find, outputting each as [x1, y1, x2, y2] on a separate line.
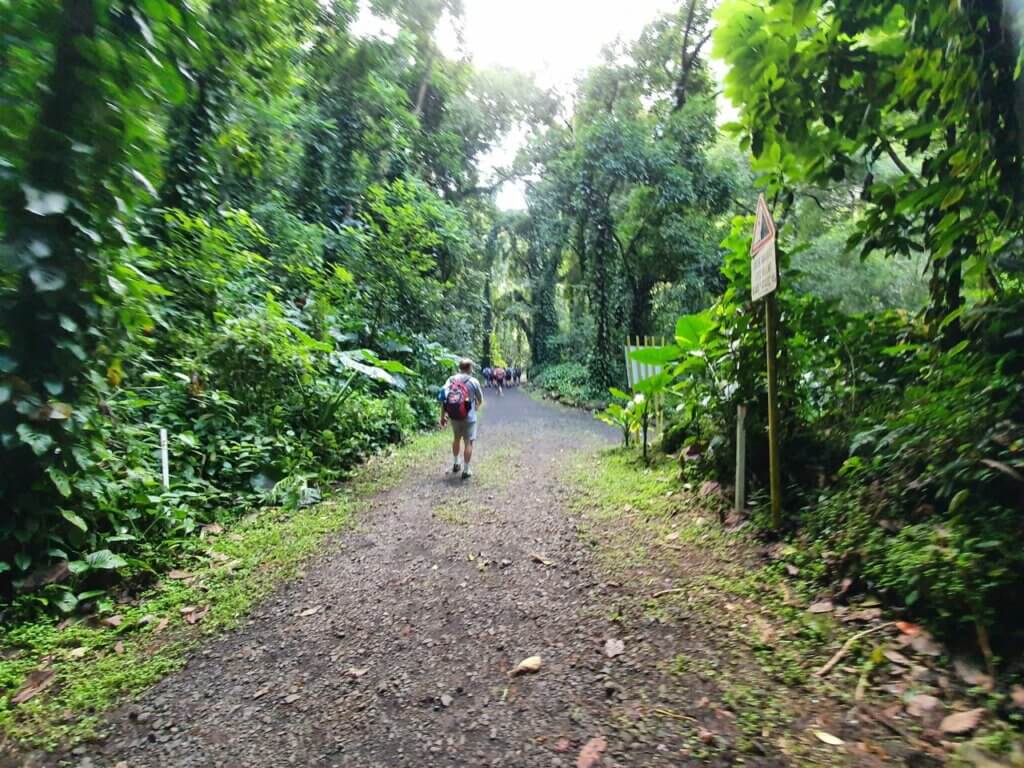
[482, 276, 494, 367]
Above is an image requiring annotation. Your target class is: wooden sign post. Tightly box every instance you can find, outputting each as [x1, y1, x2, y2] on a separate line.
[751, 195, 782, 529]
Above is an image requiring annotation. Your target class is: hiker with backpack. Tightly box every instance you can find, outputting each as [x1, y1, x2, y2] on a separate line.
[492, 365, 506, 395]
[439, 359, 485, 479]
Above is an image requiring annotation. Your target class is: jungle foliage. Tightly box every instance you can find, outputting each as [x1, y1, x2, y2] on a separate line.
[592, 0, 1024, 653]
[2, 0, 1023, 676]
[0, 0, 551, 612]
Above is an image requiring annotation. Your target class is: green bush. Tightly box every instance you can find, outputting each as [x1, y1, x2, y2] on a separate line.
[649, 215, 1024, 642]
[532, 362, 605, 406]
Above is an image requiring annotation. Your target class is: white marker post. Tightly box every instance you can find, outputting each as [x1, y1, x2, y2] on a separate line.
[159, 428, 169, 489]
[735, 404, 747, 516]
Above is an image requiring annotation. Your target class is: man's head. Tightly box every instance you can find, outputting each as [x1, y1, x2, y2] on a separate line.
[459, 358, 473, 374]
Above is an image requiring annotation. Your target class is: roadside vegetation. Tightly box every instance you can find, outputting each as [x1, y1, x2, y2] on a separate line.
[2, 0, 1023, 759]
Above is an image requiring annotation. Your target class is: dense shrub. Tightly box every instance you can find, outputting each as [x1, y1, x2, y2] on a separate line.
[531, 362, 606, 407]
[624, 216, 1024, 642]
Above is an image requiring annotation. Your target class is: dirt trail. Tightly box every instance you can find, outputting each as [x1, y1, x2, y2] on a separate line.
[44, 390, 635, 767]
[29, 390, 905, 768]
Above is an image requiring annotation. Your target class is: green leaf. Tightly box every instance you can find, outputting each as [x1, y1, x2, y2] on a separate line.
[948, 489, 969, 514]
[54, 589, 79, 613]
[67, 560, 89, 575]
[60, 508, 88, 531]
[629, 345, 680, 365]
[48, 469, 73, 498]
[946, 340, 969, 358]
[0, 383, 11, 404]
[29, 265, 67, 292]
[675, 311, 715, 349]
[84, 550, 128, 570]
[0, 562, 10, 574]
[15, 552, 30, 571]
[17, 424, 54, 455]
[22, 185, 69, 215]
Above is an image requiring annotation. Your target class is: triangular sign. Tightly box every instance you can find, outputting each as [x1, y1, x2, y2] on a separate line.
[751, 194, 776, 254]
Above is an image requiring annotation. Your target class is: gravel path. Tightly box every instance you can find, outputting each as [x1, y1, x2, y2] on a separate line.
[51, 389, 666, 767]
[16, 388, 951, 768]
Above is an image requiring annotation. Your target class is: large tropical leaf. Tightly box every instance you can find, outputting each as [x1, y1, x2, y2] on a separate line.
[629, 345, 681, 365]
[675, 311, 715, 350]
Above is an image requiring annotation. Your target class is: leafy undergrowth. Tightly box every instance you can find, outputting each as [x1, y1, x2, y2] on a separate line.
[0, 429, 447, 752]
[528, 362, 608, 410]
[570, 448, 1023, 766]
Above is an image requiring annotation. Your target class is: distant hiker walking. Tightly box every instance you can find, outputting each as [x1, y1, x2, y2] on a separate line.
[492, 365, 506, 395]
[439, 359, 484, 479]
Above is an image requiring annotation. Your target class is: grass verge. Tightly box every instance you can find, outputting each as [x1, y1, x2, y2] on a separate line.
[567, 447, 1022, 765]
[0, 429, 448, 752]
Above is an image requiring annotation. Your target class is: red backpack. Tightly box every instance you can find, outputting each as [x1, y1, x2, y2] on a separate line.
[445, 377, 472, 420]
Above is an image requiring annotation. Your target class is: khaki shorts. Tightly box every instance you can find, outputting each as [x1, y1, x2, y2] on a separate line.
[450, 418, 478, 442]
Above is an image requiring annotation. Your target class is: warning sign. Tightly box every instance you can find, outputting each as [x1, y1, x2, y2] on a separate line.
[750, 194, 777, 301]
[751, 239, 777, 301]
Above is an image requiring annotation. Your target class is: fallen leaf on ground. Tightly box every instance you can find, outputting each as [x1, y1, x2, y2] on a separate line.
[530, 553, 553, 566]
[12, 669, 55, 705]
[554, 737, 571, 753]
[940, 708, 985, 735]
[511, 655, 543, 676]
[344, 667, 369, 678]
[906, 694, 942, 718]
[665, 531, 680, 542]
[200, 523, 223, 537]
[183, 606, 209, 625]
[283, 693, 301, 704]
[114, 641, 125, 655]
[781, 583, 799, 606]
[954, 659, 993, 690]
[785, 563, 799, 576]
[808, 600, 834, 614]
[604, 638, 625, 658]
[253, 687, 270, 699]
[576, 735, 607, 768]
[299, 606, 322, 617]
[755, 618, 775, 644]
[884, 649, 912, 666]
[102, 614, 123, 628]
[814, 730, 844, 746]
[153, 617, 170, 634]
[845, 608, 883, 622]
[910, 633, 942, 657]
[68, 647, 88, 660]
[167, 569, 191, 580]
[697, 727, 716, 744]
